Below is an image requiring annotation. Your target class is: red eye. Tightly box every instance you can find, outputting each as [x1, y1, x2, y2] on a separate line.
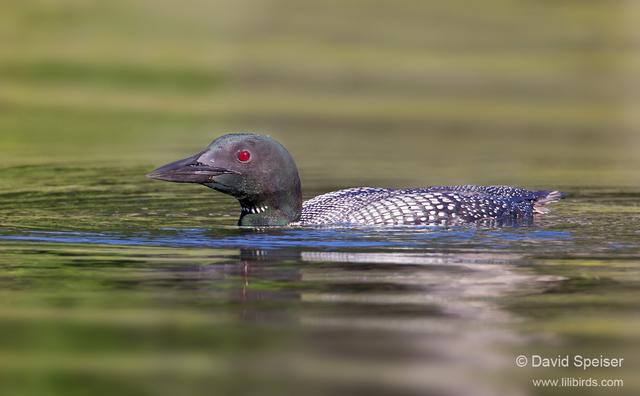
[237, 150, 251, 162]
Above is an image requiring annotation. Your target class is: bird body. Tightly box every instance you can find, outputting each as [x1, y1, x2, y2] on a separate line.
[294, 186, 562, 226]
[148, 133, 564, 227]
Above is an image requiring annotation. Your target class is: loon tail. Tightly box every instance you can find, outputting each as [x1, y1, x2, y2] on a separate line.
[533, 190, 566, 214]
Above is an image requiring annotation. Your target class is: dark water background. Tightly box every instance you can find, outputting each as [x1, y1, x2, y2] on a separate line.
[1, 1, 640, 395]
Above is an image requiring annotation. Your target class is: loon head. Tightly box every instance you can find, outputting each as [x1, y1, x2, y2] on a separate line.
[148, 133, 302, 226]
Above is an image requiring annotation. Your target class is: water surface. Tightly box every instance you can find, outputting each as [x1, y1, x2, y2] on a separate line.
[0, 164, 638, 396]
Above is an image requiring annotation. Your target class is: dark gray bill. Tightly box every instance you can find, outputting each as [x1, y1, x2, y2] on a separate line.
[147, 152, 238, 183]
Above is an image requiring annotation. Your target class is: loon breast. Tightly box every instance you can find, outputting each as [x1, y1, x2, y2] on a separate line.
[295, 185, 563, 226]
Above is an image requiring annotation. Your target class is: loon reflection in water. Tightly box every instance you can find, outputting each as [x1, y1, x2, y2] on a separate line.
[193, 247, 564, 395]
[148, 133, 564, 227]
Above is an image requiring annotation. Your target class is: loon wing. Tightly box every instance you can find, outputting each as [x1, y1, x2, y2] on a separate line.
[346, 190, 520, 225]
[425, 185, 548, 199]
[423, 185, 565, 214]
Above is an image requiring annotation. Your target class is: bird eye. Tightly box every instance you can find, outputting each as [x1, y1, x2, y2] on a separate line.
[237, 150, 251, 162]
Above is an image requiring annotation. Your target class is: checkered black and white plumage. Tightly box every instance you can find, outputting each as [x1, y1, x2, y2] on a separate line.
[294, 185, 563, 226]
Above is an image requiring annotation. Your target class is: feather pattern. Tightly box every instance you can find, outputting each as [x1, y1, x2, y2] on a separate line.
[293, 185, 564, 226]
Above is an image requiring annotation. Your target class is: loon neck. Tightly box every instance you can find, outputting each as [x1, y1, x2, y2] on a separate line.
[237, 184, 302, 227]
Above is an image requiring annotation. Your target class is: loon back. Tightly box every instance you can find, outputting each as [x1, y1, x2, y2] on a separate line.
[295, 185, 564, 226]
[148, 133, 565, 226]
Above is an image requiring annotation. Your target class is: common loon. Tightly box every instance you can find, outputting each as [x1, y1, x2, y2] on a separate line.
[148, 133, 564, 227]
